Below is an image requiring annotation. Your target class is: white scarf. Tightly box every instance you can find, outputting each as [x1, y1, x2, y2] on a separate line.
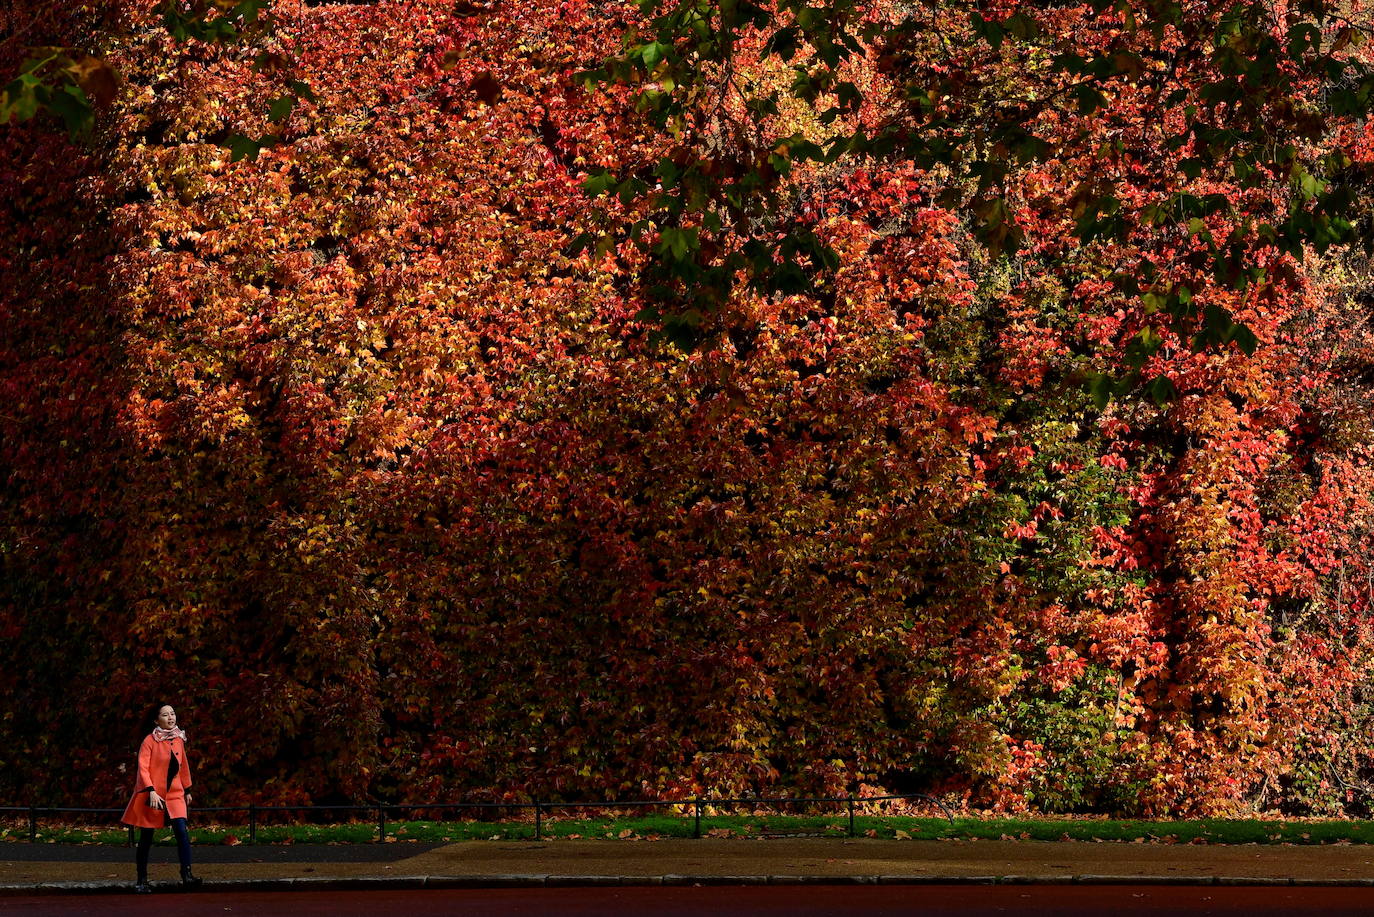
[152, 726, 187, 742]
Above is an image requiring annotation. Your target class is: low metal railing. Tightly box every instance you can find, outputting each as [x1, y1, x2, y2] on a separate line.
[0, 792, 955, 843]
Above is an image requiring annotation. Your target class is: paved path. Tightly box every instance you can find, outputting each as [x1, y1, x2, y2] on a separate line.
[5, 838, 1374, 893]
[8, 885, 1374, 916]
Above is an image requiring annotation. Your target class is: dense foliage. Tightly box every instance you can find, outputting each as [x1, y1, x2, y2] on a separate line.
[4, 0, 1374, 816]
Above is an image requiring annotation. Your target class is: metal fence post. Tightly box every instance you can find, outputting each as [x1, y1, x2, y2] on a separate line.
[248, 804, 257, 845]
[693, 798, 702, 838]
[377, 805, 386, 843]
[28, 807, 36, 842]
[847, 796, 855, 837]
[533, 801, 542, 840]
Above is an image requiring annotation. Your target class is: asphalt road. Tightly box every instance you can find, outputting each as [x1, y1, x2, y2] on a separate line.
[11, 838, 1374, 886]
[4, 886, 1374, 916]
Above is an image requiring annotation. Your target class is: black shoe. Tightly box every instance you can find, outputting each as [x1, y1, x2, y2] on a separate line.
[134, 880, 152, 894]
[180, 869, 202, 889]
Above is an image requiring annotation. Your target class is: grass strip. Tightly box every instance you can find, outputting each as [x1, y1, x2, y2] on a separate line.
[7, 814, 1374, 846]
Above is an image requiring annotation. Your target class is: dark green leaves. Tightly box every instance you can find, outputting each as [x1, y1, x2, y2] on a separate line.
[581, 0, 1374, 406]
[971, 10, 1043, 51]
[2, 59, 63, 127]
[1189, 303, 1257, 355]
[161, 0, 272, 44]
[1145, 374, 1178, 405]
[1287, 22, 1323, 57]
[1124, 326, 1164, 369]
[225, 132, 277, 162]
[581, 170, 617, 197]
[3, 0, 308, 154]
[636, 40, 670, 70]
[655, 225, 699, 260]
[1086, 369, 1178, 408]
[1, 53, 120, 138]
[45, 83, 93, 136]
[267, 96, 295, 123]
[761, 26, 801, 61]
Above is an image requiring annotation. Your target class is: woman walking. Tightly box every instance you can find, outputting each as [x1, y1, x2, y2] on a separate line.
[121, 703, 201, 893]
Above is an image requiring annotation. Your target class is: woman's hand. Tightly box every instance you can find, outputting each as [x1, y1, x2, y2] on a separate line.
[149, 791, 165, 810]
[185, 794, 192, 806]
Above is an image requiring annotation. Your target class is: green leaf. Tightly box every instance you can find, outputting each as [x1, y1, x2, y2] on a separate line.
[1203, 303, 1235, 345]
[1179, 158, 1206, 179]
[1230, 323, 1258, 355]
[657, 225, 699, 260]
[581, 170, 616, 196]
[616, 177, 647, 206]
[1074, 85, 1108, 114]
[2, 78, 39, 122]
[48, 82, 93, 136]
[1146, 375, 1177, 405]
[1125, 326, 1163, 368]
[1296, 170, 1324, 200]
[1086, 372, 1113, 409]
[1287, 22, 1322, 56]
[639, 41, 669, 70]
[18, 55, 53, 75]
[1003, 11, 1043, 41]
[288, 80, 317, 102]
[1140, 204, 1166, 227]
[971, 12, 1006, 51]
[762, 26, 799, 61]
[234, 0, 270, 24]
[267, 96, 294, 123]
[226, 133, 266, 162]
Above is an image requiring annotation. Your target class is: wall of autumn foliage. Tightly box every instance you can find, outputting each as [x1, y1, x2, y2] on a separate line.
[4, 0, 1374, 816]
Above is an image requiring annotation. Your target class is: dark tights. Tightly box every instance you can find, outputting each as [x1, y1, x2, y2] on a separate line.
[135, 817, 191, 880]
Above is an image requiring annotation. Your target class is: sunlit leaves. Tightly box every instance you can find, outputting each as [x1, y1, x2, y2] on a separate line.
[4, 0, 1374, 822]
[160, 0, 273, 44]
[584, 0, 1374, 406]
[3, 0, 311, 164]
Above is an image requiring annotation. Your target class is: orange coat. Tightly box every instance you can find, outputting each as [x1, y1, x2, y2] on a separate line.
[120, 733, 192, 828]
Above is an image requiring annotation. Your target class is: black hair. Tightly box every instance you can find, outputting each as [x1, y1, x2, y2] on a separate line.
[144, 702, 175, 733]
